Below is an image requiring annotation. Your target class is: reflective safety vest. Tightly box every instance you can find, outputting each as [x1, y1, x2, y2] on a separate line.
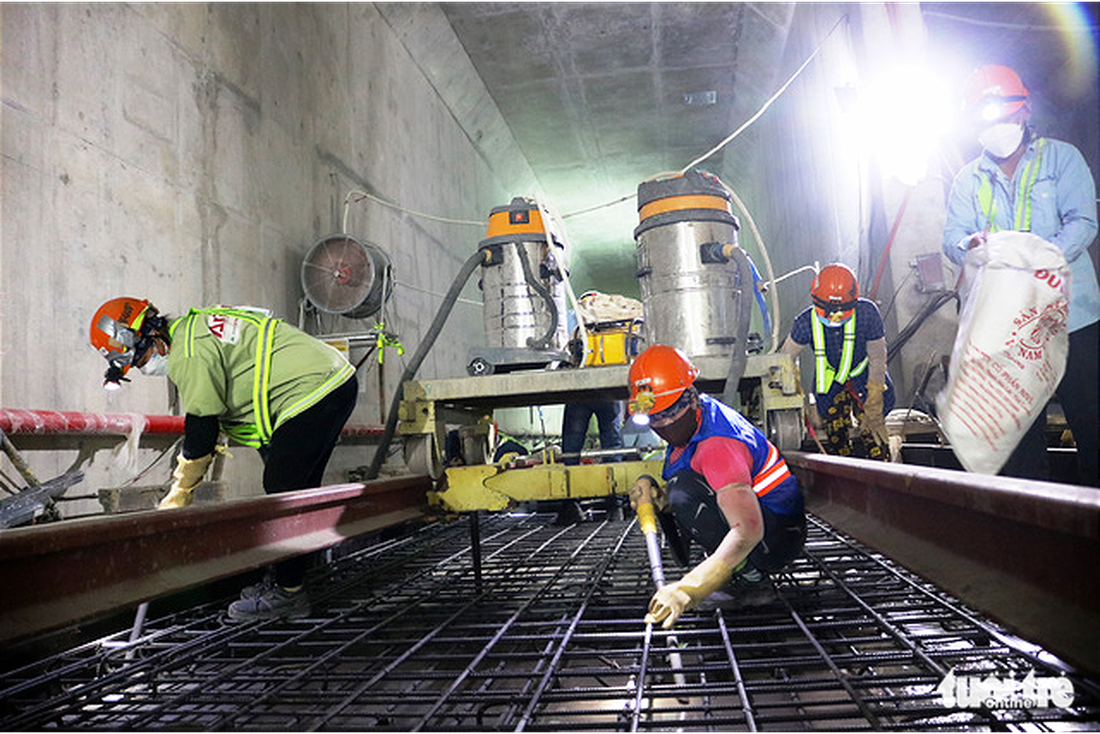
[811, 311, 867, 394]
[663, 394, 802, 516]
[976, 137, 1046, 233]
[169, 307, 280, 448]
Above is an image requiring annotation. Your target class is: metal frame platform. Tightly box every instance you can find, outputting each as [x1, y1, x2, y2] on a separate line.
[399, 354, 804, 476]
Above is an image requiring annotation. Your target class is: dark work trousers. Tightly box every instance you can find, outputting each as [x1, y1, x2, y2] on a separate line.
[561, 400, 624, 465]
[1001, 321, 1099, 486]
[259, 375, 359, 587]
[666, 470, 806, 573]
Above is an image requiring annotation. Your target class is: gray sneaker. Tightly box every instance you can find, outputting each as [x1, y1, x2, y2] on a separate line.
[227, 586, 311, 621]
[239, 570, 276, 600]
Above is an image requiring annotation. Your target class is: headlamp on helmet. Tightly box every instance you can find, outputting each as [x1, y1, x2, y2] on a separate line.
[627, 345, 699, 421]
[965, 65, 1029, 123]
[811, 264, 859, 321]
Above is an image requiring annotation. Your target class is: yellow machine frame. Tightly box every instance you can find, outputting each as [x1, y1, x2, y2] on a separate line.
[429, 458, 664, 512]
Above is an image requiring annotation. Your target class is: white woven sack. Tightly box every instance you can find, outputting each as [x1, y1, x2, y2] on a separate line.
[936, 231, 1070, 475]
[576, 291, 644, 326]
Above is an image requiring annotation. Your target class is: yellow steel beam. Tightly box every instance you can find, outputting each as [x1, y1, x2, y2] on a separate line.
[430, 459, 664, 512]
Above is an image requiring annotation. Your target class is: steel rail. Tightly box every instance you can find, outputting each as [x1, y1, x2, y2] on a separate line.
[0, 474, 429, 645]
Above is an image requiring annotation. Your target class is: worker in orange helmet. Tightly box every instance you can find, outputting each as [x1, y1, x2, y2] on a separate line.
[626, 345, 806, 629]
[90, 297, 358, 620]
[943, 64, 1098, 486]
[780, 264, 894, 460]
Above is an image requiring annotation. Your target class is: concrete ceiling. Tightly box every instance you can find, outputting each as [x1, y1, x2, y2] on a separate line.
[439, 2, 1099, 293]
[439, 2, 796, 292]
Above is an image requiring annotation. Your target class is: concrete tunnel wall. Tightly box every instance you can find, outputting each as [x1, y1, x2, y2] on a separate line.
[0, 3, 540, 515]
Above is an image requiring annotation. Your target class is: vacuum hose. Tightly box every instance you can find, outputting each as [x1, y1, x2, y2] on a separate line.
[512, 242, 559, 350]
[365, 248, 487, 480]
[722, 244, 755, 407]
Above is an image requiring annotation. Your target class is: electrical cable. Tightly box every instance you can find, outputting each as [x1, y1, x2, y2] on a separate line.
[887, 290, 959, 362]
[365, 248, 488, 480]
[342, 189, 484, 232]
[679, 13, 849, 175]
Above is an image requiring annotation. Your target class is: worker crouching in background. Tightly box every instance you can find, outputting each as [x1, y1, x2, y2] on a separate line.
[90, 298, 358, 620]
[626, 345, 806, 629]
[780, 264, 894, 460]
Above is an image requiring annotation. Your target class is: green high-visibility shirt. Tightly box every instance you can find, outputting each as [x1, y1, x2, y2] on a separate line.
[167, 307, 355, 446]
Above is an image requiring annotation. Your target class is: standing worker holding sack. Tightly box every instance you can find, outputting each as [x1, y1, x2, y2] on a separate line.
[942, 64, 1098, 486]
[90, 298, 359, 619]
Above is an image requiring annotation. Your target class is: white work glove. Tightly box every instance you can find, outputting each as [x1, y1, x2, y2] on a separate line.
[158, 453, 213, 510]
[645, 554, 734, 629]
[862, 382, 889, 447]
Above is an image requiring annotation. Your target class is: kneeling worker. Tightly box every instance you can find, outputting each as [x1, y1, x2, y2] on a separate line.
[627, 345, 806, 629]
[90, 297, 358, 621]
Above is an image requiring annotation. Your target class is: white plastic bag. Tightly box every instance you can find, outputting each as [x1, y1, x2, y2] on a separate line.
[936, 231, 1070, 475]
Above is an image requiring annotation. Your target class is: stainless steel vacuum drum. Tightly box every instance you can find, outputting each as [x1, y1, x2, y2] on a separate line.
[478, 198, 568, 354]
[634, 171, 744, 360]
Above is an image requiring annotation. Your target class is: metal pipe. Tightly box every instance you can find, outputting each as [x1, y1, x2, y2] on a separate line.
[0, 408, 382, 439]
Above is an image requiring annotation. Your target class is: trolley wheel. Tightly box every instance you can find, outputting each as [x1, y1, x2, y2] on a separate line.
[467, 357, 494, 377]
[404, 435, 444, 480]
[768, 409, 804, 451]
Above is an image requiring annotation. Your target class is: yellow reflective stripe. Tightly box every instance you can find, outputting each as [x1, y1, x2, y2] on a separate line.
[252, 318, 277, 443]
[1014, 138, 1045, 231]
[834, 317, 856, 384]
[976, 164, 998, 233]
[812, 315, 830, 393]
[276, 364, 355, 431]
[811, 311, 861, 393]
[221, 423, 263, 448]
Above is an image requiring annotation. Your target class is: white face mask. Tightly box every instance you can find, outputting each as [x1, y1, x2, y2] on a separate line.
[139, 352, 169, 377]
[978, 122, 1025, 159]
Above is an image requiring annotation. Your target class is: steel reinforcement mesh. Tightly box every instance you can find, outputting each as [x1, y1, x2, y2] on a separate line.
[1, 510, 1098, 731]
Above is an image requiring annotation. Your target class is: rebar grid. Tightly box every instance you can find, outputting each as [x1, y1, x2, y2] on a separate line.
[1, 511, 1097, 731]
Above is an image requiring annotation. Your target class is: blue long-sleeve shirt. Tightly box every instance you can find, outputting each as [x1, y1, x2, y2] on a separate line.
[942, 135, 1099, 333]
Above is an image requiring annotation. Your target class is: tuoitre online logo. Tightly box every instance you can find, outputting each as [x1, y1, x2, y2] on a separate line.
[937, 669, 1075, 710]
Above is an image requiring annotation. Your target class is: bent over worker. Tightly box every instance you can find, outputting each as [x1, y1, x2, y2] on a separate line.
[90, 298, 358, 620]
[780, 263, 894, 460]
[627, 345, 806, 629]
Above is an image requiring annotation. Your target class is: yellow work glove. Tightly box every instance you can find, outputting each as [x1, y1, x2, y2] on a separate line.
[862, 382, 888, 446]
[628, 475, 668, 513]
[158, 453, 213, 510]
[645, 554, 734, 629]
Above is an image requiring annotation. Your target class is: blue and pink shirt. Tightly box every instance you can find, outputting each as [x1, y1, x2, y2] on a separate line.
[662, 394, 803, 517]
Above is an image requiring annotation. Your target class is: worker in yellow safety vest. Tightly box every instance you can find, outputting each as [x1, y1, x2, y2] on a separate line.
[780, 264, 894, 460]
[90, 297, 358, 620]
[942, 64, 1098, 486]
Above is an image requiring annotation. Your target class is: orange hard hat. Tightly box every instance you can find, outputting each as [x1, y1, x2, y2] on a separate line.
[628, 345, 699, 415]
[90, 297, 153, 387]
[965, 64, 1029, 122]
[811, 264, 859, 320]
